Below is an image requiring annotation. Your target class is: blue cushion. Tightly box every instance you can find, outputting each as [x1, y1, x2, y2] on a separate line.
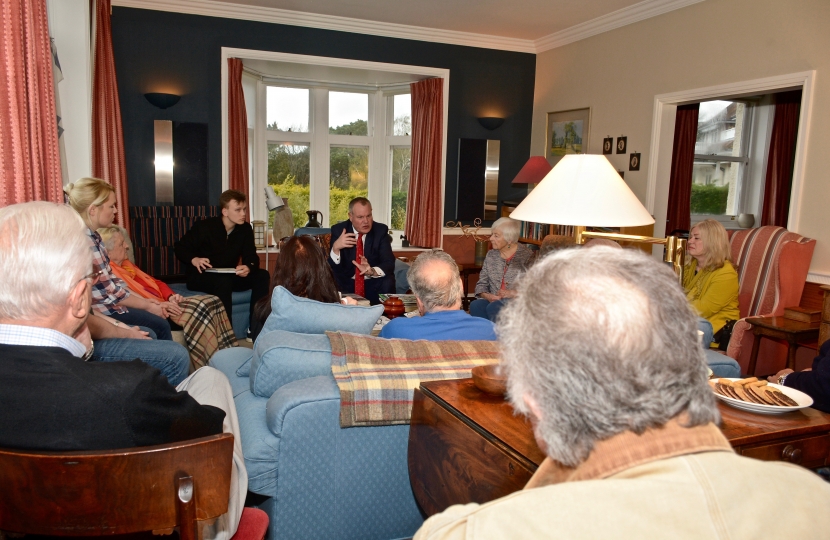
[249, 330, 334, 398]
[261, 286, 383, 336]
[209, 346, 256, 381]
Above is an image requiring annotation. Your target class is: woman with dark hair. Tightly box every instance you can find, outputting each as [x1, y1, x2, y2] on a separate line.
[251, 236, 352, 334]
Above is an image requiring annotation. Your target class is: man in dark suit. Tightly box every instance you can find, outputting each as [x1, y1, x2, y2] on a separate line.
[328, 197, 395, 305]
[0, 202, 246, 539]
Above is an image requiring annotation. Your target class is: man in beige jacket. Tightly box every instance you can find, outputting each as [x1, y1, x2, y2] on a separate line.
[415, 247, 830, 540]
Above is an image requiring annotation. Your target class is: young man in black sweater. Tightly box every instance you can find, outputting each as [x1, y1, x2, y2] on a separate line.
[175, 190, 270, 341]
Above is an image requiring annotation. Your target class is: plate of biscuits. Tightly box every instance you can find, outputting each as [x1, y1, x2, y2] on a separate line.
[709, 377, 813, 414]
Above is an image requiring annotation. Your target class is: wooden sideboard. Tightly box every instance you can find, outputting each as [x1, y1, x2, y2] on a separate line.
[408, 378, 830, 517]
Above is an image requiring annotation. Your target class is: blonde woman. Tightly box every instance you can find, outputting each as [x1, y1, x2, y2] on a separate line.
[64, 178, 174, 341]
[683, 219, 740, 348]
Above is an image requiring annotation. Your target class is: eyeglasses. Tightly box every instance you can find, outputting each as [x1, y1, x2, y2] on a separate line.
[79, 270, 105, 286]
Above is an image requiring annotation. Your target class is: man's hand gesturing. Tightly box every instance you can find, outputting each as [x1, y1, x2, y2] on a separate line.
[332, 229, 357, 256]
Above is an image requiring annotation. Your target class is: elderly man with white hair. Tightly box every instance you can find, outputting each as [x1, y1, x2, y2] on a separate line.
[0, 202, 247, 540]
[379, 250, 496, 341]
[415, 247, 830, 540]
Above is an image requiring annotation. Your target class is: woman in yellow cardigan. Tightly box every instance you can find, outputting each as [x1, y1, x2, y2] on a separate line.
[683, 219, 740, 348]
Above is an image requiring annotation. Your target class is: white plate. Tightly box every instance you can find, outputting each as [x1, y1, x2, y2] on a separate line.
[710, 378, 813, 415]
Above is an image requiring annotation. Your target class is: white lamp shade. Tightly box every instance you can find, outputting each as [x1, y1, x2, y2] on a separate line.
[264, 185, 285, 211]
[509, 154, 654, 227]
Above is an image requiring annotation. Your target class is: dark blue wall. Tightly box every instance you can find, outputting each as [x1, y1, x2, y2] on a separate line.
[111, 7, 536, 221]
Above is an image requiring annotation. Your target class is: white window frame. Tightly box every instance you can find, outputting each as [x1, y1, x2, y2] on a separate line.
[690, 100, 757, 227]
[647, 71, 815, 243]
[221, 48, 449, 243]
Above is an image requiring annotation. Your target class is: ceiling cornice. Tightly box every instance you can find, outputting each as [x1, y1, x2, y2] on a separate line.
[112, 0, 537, 53]
[112, 0, 705, 54]
[534, 0, 705, 52]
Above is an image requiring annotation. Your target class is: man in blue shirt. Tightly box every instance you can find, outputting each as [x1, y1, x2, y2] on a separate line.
[379, 250, 496, 341]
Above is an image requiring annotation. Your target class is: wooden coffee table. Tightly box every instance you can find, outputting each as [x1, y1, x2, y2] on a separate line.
[408, 378, 830, 516]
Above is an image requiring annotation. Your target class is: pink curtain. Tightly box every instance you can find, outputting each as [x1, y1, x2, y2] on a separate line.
[406, 78, 443, 248]
[227, 58, 249, 209]
[761, 90, 802, 228]
[92, 0, 129, 231]
[665, 103, 699, 235]
[0, 0, 63, 206]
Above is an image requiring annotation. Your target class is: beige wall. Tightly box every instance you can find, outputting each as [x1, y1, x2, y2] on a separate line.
[532, 0, 830, 281]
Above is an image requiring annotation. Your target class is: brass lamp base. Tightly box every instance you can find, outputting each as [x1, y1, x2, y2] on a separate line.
[574, 226, 687, 283]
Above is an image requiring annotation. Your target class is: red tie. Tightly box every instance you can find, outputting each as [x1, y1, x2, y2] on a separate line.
[355, 232, 365, 297]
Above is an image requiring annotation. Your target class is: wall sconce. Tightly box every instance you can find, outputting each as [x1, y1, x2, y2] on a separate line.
[144, 92, 181, 109]
[477, 117, 504, 130]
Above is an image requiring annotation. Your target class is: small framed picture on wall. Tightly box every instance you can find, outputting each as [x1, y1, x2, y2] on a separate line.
[546, 107, 591, 167]
[616, 136, 627, 154]
[602, 137, 613, 155]
[629, 152, 641, 171]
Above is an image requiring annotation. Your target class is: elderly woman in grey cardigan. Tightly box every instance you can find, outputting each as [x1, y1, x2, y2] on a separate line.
[469, 217, 534, 322]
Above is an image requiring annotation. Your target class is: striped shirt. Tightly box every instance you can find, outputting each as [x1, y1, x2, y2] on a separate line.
[474, 244, 535, 296]
[86, 228, 130, 315]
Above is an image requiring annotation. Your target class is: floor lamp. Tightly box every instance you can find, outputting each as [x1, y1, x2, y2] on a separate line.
[264, 185, 285, 273]
[509, 154, 687, 281]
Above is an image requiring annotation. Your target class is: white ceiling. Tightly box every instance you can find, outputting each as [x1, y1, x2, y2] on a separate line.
[114, 0, 705, 53]
[223, 0, 641, 41]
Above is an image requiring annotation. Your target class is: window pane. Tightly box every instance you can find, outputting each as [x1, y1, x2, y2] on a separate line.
[391, 146, 411, 230]
[267, 87, 309, 132]
[696, 101, 746, 157]
[268, 142, 310, 228]
[329, 92, 368, 135]
[330, 146, 368, 224]
[392, 94, 411, 136]
[691, 161, 742, 215]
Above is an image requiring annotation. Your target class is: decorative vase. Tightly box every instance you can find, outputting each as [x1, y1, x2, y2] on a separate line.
[737, 213, 755, 228]
[305, 210, 323, 228]
[474, 240, 488, 266]
[383, 297, 406, 319]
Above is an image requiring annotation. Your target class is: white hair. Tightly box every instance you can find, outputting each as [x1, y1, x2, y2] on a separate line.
[491, 217, 521, 244]
[0, 202, 92, 320]
[498, 246, 719, 468]
[407, 250, 463, 312]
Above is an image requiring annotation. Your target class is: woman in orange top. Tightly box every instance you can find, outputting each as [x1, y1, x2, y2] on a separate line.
[98, 226, 237, 371]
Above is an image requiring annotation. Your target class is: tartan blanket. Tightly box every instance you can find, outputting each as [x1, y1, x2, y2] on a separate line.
[171, 295, 237, 372]
[327, 331, 500, 427]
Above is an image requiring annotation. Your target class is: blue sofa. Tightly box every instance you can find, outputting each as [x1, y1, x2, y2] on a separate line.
[209, 288, 424, 540]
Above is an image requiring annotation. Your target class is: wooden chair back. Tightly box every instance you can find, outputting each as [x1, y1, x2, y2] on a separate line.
[0, 433, 234, 540]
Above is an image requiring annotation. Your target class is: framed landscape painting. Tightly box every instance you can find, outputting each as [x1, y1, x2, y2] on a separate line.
[546, 108, 591, 166]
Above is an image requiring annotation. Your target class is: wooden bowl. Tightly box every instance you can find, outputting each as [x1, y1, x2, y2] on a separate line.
[383, 297, 406, 319]
[471, 364, 507, 395]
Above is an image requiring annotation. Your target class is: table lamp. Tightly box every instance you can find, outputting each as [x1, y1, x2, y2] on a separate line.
[511, 156, 553, 184]
[509, 154, 686, 280]
[264, 185, 285, 272]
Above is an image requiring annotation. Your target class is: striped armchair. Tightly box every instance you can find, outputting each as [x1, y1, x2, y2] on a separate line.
[129, 206, 220, 279]
[726, 226, 816, 375]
